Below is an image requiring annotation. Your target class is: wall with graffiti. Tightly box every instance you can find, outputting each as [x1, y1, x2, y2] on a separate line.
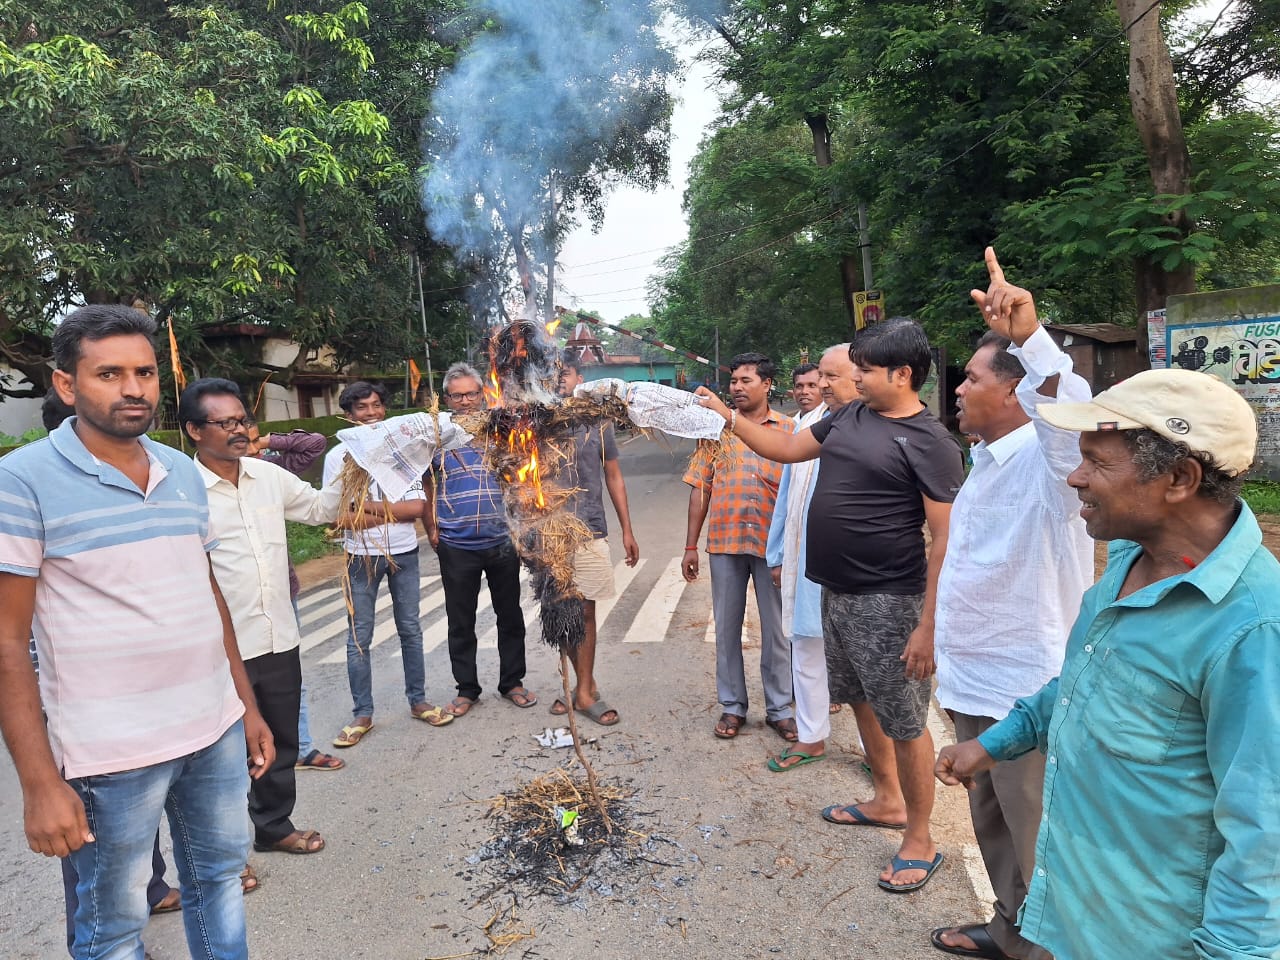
[1161, 285, 1280, 473]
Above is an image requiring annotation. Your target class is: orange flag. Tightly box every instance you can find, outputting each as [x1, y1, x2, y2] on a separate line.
[167, 321, 187, 391]
[408, 358, 422, 399]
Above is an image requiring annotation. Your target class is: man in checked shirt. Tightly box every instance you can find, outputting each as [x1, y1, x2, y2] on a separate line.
[682, 352, 796, 743]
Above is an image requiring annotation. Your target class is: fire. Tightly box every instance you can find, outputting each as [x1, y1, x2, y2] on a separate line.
[510, 427, 546, 509]
[545, 318, 561, 336]
[484, 368, 503, 408]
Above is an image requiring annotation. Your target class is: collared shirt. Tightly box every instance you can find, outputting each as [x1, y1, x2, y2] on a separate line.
[323, 441, 425, 556]
[979, 503, 1280, 960]
[683, 408, 794, 557]
[935, 327, 1095, 718]
[0, 419, 243, 779]
[260, 430, 326, 598]
[766, 404, 828, 637]
[196, 454, 339, 660]
[431, 445, 510, 551]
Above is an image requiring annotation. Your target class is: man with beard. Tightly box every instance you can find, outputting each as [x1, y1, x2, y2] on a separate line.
[683, 353, 796, 742]
[0, 305, 272, 959]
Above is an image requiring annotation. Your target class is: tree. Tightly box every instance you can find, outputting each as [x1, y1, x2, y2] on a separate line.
[0, 0, 471, 400]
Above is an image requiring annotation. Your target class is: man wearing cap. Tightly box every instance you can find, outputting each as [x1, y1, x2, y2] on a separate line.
[936, 268, 1280, 960]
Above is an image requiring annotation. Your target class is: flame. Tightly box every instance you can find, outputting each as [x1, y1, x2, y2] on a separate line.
[484, 367, 503, 408]
[510, 427, 546, 509]
[545, 318, 561, 336]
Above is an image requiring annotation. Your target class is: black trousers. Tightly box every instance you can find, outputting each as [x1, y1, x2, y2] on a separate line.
[437, 540, 527, 700]
[244, 647, 302, 845]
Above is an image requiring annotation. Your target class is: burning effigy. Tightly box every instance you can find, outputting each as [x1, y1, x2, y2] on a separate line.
[333, 312, 723, 654]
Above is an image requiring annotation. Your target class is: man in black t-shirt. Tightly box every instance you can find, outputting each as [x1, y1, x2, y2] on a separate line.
[695, 319, 963, 895]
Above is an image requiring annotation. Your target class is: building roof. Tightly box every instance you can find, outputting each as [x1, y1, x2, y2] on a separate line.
[1044, 323, 1137, 344]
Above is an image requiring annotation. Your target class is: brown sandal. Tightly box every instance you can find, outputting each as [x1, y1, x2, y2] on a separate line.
[240, 865, 259, 894]
[253, 829, 325, 855]
[766, 717, 799, 742]
[714, 712, 745, 739]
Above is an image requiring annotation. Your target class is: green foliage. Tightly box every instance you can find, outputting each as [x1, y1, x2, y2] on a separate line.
[0, 426, 47, 446]
[658, 0, 1280, 364]
[286, 520, 340, 565]
[0, 0, 476, 399]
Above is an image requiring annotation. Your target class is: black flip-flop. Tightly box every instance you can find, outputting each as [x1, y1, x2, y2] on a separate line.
[929, 923, 1014, 959]
[820, 804, 906, 828]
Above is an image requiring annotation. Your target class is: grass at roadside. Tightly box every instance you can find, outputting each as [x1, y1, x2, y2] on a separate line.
[1243, 480, 1280, 519]
[287, 521, 340, 566]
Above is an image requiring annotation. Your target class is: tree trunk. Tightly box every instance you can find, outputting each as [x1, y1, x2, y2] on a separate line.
[1117, 0, 1196, 363]
[804, 113, 863, 335]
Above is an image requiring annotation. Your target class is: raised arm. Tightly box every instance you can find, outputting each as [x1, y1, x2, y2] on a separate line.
[692, 388, 821, 463]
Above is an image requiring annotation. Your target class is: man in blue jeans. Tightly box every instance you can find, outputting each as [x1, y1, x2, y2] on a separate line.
[0, 305, 273, 959]
[323, 381, 451, 746]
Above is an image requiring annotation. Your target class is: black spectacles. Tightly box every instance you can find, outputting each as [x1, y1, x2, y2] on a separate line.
[202, 416, 256, 431]
[446, 390, 482, 402]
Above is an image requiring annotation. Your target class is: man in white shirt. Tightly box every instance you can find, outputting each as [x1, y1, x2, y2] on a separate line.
[929, 249, 1094, 960]
[182, 378, 343, 856]
[323, 382, 447, 747]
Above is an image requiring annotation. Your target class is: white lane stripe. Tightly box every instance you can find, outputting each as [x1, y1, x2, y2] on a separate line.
[594, 557, 646, 628]
[625, 558, 685, 643]
[297, 577, 442, 651]
[316, 586, 446, 664]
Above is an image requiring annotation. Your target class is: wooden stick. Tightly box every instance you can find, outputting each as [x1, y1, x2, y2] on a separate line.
[559, 651, 612, 834]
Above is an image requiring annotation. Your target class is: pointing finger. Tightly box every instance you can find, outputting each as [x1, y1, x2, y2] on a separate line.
[984, 245, 1005, 284]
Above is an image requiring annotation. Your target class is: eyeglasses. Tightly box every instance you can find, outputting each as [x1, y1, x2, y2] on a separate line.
[446, 390, 482, 402]
[202, 416, 256, 431]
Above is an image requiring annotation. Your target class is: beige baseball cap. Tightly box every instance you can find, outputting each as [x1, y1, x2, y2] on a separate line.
[1037, 368, 1257, 476]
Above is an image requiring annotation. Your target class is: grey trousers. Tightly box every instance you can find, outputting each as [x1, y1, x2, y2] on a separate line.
[709, 552, 792, 720]
[952, 711, 1053, 960]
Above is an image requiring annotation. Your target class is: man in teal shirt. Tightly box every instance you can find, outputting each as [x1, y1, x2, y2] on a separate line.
[937, 265, 1280, 960]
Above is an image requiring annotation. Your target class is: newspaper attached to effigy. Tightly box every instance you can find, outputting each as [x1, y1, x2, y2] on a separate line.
[336, 412, 472, 501]
[575, 379, 726, 441]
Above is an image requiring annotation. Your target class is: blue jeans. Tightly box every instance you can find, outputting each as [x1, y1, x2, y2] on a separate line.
[66, 721, 251, 960]
[345, 549, 425, 718]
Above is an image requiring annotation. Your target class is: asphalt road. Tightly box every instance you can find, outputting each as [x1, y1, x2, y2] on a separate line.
[0, 434, 986, 959]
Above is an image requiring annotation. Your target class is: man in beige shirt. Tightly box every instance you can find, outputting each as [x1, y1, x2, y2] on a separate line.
[182, 378, 354, 857]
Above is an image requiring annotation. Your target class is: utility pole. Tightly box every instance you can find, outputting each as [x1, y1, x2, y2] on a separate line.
[857, 202, 874, 291]
[414, 253, 435, 403]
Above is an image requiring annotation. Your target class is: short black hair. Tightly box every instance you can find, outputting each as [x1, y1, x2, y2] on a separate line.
[729, 352, 777, 382]
[849, 318, 932, 391]
[41, 387, 75, 431]
[178, 378, 245, 431]
[338, 381, 389, 413]
[52, 305, 157, 373]
[791, 362, 819, 383]
[975, 331, 1025, 383]
[561, 354, 582, 376]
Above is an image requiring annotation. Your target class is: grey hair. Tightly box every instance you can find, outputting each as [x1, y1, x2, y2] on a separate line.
[442, 362, 483, 391]
[823, 342, 851, 357]
[1122, 428, 1245, 504]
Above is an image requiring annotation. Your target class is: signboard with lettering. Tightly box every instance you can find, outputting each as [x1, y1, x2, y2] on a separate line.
[1166, 317, 1280, 457]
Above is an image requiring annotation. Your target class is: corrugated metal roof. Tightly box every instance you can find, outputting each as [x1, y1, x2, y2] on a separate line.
[1045, 323, 1137, 344]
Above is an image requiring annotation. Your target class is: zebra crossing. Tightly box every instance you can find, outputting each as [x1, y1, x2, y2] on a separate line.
[294, 550, 746, 664]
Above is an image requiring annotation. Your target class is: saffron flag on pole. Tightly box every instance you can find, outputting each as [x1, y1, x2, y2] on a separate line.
[167, 320, 187, 391]
[408, 358, 422, 399]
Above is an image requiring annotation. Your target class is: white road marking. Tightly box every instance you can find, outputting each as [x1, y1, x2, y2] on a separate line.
[625, 558, 686, 643]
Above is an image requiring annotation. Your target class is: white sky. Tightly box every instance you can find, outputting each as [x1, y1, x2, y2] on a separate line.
[556, 37, 722, 322]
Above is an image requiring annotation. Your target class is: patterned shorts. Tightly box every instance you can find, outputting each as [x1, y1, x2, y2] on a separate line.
[821, 589, 930, 740]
